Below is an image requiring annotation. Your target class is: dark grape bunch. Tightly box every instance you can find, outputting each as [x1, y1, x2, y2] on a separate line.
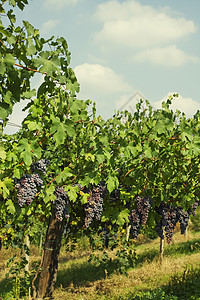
[84, 181, 107, 228]
[53, 187, 69, 222]
[32, 173, 43, 186]
[156, 203, 179, 244]
[155, 202, 195, 244]
[129, 196, 152, 240]
[137, 196, 152, 225]
[176, 207, 191, 235]
[129, 208, 141, 239]
[31, 159, 50, 175]
[15, 175, 38, 207]
[110, 188, 120, 201]
[15, 159, 49, 207]
[155, 222, 164, 240]
[192, 200, 199, 217]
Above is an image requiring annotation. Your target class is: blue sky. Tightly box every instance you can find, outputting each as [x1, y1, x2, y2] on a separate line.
[4, 0, 200, 134]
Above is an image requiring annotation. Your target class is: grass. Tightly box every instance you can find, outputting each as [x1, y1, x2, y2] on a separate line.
[53, 229, 200, 300]
[0, 229, 200, 299]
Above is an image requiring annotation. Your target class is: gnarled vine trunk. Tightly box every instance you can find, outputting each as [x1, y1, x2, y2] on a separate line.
[37, 207, 65, 298]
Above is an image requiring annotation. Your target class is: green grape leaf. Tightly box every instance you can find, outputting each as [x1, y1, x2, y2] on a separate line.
[106, 175, 118, 193]
[53, 123, 67, 145]
[35, 52, 60, 74]
[3, 53, 15, 66]
[0, 146, 6, 161]
[116, 209, 129, 226]
[21, 150, 33, 166]
[6, 199, 16, 215]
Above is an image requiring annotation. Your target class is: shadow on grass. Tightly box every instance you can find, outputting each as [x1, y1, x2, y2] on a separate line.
[0, 275, 35, 299]
[0, 277, 14, 299]
[57, 237, 200, 289]
[1, 238, 199, 296]
[164, 238, 200, 257]
[164, 266, 200, 300]
[57, 259, 117, 288]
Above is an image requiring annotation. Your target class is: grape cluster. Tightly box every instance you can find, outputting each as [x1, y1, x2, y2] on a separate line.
[84, 182, 107, 228]
[176, 207, 191, 235]
[129, 208, 141, 239]
[137, 196, 152, 225]
[192, 200, 199, 217]
[15, 159, 49, 207]
[158, 203, 180, 244]
[31, 159, 50, 175]
[32, 173, 43, 186]
[155, 222, 164, 240]
[110, 188, 120, 201]
[15, 175, 38, 207]
[54, 187, 69, 222]
[129, 196, 152, 240]
[155, 202, 194, 243]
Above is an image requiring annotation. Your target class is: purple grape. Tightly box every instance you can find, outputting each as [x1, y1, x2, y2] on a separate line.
[53, 186, 69, 221]
[84, 182, 107, 228]
[129, 196, 152, 240]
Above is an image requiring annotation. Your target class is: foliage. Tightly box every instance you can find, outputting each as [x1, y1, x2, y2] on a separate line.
[88, 241, 137, 276]
[1, 0, 200, 297]
[5, 246, 30, 298]
[129, 289, 178, 300]
[164, 266, 200, 300]
[190, 208, 200, 232]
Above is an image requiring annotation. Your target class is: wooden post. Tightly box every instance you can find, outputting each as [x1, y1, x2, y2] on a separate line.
[126, 223, 131, 242]
[24, 234, 30, 272]
[184, 227, 188, 240]
[37, 207, 65, 299]
[39, 228, 44, 253]
[159, 237, 164, 265]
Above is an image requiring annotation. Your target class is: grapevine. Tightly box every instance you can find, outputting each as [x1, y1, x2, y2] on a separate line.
[155, 202, 196, 244]
[53, 186, 69, 222]
[15, 159, 49, 207]
[1, 1, 200, 298]
[129, 196, 152, 240]
[84, 182, 107, 228]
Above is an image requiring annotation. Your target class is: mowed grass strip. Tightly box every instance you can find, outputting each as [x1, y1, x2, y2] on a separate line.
[0, 230, 200, 299]
[53, 231, 200, 299]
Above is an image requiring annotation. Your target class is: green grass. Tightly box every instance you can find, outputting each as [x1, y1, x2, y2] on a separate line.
[0, 230, 200, 299]
[53, 230, 200, 300]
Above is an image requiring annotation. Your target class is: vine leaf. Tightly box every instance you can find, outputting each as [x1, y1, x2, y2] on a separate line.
[116, 209, 129, 226]
[6, 200, 16, 215]
[0, 146, 6, 161]
[35, 52, 60, 74]
[20, 150, 33, 166]
[106, 175, 118, 193]
[0, 178, 13, 198]
[53, 123, 66, 145]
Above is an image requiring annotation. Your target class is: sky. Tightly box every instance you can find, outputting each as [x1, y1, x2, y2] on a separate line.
[3, 0, 200, 134]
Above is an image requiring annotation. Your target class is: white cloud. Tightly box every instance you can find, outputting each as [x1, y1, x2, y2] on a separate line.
[154, 93, 200, 117]
[41, 19, 60, 35]
[74, 63, 132, 96]
[93, 0, 196, 49]
[132, 45, 199, 67]
[74, 63, 133, 118]
[44, 0, 77, 11]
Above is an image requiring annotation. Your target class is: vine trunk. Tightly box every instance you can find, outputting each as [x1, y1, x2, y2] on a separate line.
[37, 206, 65, 298]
